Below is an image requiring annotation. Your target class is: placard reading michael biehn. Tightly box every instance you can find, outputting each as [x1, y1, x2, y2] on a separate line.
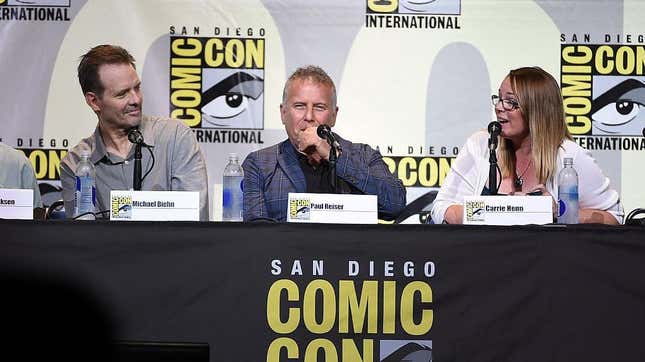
[110, 190, 199, 221]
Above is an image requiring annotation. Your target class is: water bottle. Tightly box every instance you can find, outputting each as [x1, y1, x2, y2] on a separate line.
[74, 150, 96, 220]
[557, 157, 579, 224]
[222, 153, 244, 221]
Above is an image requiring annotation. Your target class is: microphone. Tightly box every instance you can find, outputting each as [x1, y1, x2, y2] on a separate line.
[488, 121, 501, 150]
[316, 125, 342, 152]
[127, 127, 144, 191]
[487, 121, 501, 195]
[127, 127, 144, 145]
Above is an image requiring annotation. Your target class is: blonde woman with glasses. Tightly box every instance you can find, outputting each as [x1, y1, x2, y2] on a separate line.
[432, 67, 623, 225]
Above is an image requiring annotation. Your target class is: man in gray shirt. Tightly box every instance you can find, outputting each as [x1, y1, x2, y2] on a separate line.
[60, 44, 209, 220]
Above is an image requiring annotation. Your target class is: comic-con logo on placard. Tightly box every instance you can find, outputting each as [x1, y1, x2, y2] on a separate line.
[464, 200, 485, 222]
[561, 42, 645, 151]
[0, 0, 71, 21]
[111, 194, 133, 220]
[169, 26, 265, 144]
[365, 0, 461, 30]
[289, 198, 311, 220]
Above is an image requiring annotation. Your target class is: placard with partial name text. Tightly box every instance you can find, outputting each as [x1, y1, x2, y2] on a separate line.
[0, 189, 33, 220]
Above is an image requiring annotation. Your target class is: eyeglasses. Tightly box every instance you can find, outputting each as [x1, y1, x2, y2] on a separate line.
[491, 95, 520, 111]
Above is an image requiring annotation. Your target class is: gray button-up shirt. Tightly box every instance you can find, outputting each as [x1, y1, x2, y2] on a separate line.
[60, 116, 209, 220]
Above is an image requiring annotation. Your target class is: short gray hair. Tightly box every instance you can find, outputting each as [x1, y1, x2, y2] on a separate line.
[281, 65, 337, 108]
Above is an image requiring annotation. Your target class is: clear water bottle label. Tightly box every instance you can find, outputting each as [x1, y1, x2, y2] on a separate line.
[222, 175, 243, 221]
[557, 190, 578, 223]
[75, 175, 95, 214]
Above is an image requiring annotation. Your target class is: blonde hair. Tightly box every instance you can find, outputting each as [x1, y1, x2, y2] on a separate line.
[499, 67, 572, 184]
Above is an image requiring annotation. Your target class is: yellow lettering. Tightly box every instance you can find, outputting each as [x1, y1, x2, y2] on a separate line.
[417, 158, 438, 187]
[338, 281, 378, 333]
[563, 97, 591, 115]
[171, 37, 202, 57]
[561, 75, 591, 97]
[400, 281, 433, 335]
[561, 45, 592, 64]
[382, 280, 396, 334]
[171, 68, 201, 90]
[266, 337, 298, 362]
[595, 45, 614, 75]
[342, 339, 373, 362]
[303, 280, 335, 333]
[615, 46, 635, 75]
[267, 280, 300, 333]
[304, 339, 337, 362]
[171, 108, 201, 128]
[28, 150, 47, 179]
[398, 157, 417, 187]
[204, 38, 224, 67]
[566, 115, 592, 134]
[171, 89, 201, 108]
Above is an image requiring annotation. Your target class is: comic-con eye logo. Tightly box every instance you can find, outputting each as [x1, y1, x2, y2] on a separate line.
[111, 195, 133, 219]
[289, 198, 311, 220]
[464, 200, 485, 222]
[170, 36, 264, 130]
[367, 0, 460, 15]
[562, 44, 645, 138]
[591, 77, 645, 136]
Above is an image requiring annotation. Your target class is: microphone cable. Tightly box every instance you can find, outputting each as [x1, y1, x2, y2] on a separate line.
[71, 209, 110, 220]
[141, 145, 155, 184]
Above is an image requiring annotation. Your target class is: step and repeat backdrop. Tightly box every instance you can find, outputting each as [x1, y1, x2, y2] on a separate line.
[1, 0, 644, 220]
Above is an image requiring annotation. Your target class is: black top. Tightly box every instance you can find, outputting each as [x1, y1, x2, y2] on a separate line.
[297, 153, 335, 193]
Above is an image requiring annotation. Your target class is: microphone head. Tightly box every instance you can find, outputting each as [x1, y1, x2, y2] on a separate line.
[127, 127, 144, 144]
[316, 124, 331, 139]
[488, 121, 501, 135]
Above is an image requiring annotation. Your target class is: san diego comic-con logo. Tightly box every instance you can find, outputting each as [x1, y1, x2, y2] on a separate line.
[266, 258, 436, 361]
[0, 0, 71, 21]
[169, 26, 266, 145]
[464, 200, 485, 222]
[289, 198, 311, 220]
[365, 0, 461, 29]
[561, 43, 645, 151]
[111, 194, 133, 220]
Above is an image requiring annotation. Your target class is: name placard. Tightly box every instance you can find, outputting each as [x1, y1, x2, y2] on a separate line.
[463, 195, 553, 225]
[287, 193, 377, 224]
[110, 190, 199, 221]
[0, 188, 33, 220]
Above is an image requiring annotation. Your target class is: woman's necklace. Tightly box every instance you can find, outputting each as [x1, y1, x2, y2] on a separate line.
[514, 159, 532, 189]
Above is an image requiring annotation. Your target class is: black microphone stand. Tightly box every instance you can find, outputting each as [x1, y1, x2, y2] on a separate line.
[488, 138, 498, 195]
[328, 144, 337, 193]
[134, 143, 142, 190]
